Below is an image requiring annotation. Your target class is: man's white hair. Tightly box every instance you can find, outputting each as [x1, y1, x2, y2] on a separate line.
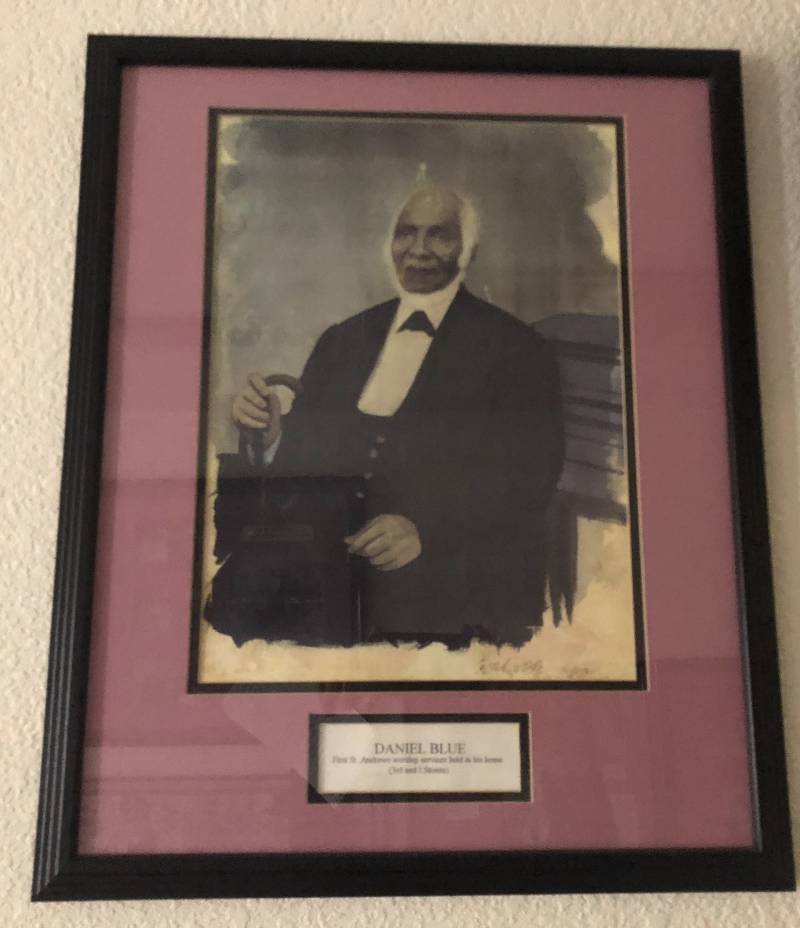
[453, 193, 480, 269]
[383, 186, 481, 290]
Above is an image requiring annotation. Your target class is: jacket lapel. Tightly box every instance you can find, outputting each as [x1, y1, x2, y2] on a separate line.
[347, 299, 398, 402]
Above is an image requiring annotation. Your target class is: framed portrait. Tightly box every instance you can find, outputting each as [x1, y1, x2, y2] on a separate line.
[33, 35, 794, 899]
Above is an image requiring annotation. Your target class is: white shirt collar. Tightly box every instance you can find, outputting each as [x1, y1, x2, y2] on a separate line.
[395, 275, 462, 332]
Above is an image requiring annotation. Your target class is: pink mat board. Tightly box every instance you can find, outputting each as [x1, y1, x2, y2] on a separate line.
[79, 65, 753, 854]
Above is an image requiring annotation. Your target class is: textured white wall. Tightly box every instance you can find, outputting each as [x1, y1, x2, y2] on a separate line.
[2, 1, 798, 924]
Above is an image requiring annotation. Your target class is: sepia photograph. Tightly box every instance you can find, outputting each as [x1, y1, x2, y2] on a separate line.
[190, 110, 643, 687]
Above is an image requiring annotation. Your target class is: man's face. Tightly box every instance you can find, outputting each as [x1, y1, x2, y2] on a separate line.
[391, 189, 464, 293]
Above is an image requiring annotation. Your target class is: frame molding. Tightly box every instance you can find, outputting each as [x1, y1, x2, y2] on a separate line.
[32, 34, 794, 900]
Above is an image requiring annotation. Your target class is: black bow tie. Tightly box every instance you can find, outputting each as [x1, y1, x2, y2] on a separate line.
[399, 310, 436, 337]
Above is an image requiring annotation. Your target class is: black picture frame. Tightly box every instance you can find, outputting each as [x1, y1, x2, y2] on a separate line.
[32, 34, 794, 901]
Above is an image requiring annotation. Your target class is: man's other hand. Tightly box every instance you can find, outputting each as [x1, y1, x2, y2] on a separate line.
[344, 515, 422, 571]
[232, 373, 282, 449]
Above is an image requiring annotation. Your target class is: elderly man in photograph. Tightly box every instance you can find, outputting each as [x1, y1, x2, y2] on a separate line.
[230, 185, 564, 649]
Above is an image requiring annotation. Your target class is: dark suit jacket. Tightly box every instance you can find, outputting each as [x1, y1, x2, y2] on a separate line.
[268, 286, 564, 645]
